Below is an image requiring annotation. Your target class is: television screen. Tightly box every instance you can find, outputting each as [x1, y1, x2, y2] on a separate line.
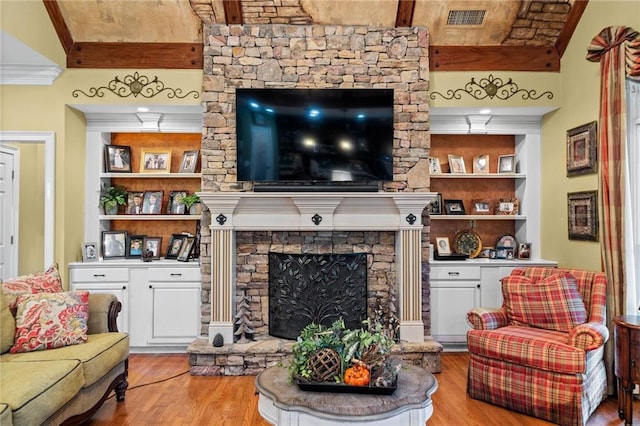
[236, 88, 394, 183]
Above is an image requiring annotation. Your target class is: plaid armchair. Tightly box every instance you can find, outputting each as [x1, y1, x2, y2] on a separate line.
[466, 267, 608, 426]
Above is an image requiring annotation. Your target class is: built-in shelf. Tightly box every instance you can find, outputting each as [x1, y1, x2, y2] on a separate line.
[430, 173, 526, 179]
[100, 215, 201, 221]
[101, 173, 200, 179]
[430, 215, 526, 221]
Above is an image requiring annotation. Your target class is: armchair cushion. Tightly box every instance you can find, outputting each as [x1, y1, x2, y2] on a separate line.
[502, 273, 587, 332]
[1, 264, 63, 312]
[0, 291, 15, 354]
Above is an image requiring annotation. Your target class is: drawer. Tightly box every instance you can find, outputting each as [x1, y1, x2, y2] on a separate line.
[70, 268, 129, 282]
[148, 267, 201, 282]
[430, 266, 481, 281]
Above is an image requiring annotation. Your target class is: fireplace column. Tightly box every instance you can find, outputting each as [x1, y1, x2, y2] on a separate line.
[397, 228, 424, 342]
[209, 227, 235, 344]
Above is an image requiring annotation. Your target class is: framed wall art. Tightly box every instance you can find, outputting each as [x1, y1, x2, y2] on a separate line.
[444, 199, 466, 215]
[498, 154, 515, 173]
[143, 236, 162, 260]
[126, 235, 146, 258]
[471, 199, 492, 215]
[142, 191, 164, 214]
[140, 148, 172, 173]
[177, 236, 196, 261]
[566, 121, 597, 177]
[448, 155, 466, 174]
[102, 231, 127, 259]
[179, 150, 199, 173]
[435, 237, 451, 255]
[567, 190, 598, 241]
[104, 145, 131, 173]
[427, 193, 443, 215]
[473, 154, 489, 174]
[495, 198, 519, 215]
[428, 157, 442, 174]
[166, 234, 186, 259]
[82, 242, 98, 262]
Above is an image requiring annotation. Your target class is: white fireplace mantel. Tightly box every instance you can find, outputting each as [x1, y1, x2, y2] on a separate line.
[199, 191, 437, 344]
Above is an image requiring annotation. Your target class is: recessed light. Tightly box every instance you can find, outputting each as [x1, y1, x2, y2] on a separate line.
[137, 107, 150, 112]
[479, 108, 491, 114]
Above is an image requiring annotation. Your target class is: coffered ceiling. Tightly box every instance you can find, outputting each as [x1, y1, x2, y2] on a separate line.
[43, 0, 587, 71]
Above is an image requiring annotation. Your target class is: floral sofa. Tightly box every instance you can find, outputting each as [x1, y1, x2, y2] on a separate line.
[0, 265, 129, 425]
[466, 266, 608, 426]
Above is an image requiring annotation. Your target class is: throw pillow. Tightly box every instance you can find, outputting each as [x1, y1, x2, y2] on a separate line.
[501, 273, 587, 332]
[1, 264, 64, 312]
[0, 291, 15, 354]
[10, 290, 89, 353]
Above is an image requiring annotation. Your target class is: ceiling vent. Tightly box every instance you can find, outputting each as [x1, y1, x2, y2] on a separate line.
[446, 10, 486, 26]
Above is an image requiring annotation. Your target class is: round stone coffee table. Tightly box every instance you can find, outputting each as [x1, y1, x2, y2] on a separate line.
[255, 364, 438, 426]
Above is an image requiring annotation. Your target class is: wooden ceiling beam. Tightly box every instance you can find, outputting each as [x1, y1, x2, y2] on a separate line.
[66, 43, 203, 69]
[223, 0, 244, 25]
[395, 0, 416, 27]
[42, 0, 74, 53]
[555, 0, 588, 56]
[429, 46, 561, 72]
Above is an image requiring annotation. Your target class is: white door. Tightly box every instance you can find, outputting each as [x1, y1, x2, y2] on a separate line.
[0, 148, 18, 279]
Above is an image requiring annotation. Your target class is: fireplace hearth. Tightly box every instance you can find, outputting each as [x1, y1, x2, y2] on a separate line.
[269, 252, 367, 340]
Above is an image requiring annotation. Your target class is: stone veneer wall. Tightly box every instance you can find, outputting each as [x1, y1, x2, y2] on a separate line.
[199, 24, 432, 337]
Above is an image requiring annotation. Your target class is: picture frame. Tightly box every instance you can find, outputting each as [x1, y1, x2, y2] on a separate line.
[435, 237, 451, 255]
[140, 148, 172, 173]
[82, 242, 98, 262]
[126, 235, 146, 258]
[126, 192, 144, 215]
[495, 197, 519, 215]
[428, 157, 442, 174]
[179, 150, 199, 173]
[142, 191, 164, 214]
[427, 193, 443, 215]
[166, 234, 186, 259]
[104, 145, 131, 173]
[143, 236, 162, 260]
[495, 246, 514, 260]
[495, 233, 517, 250]
[473, 154, 489, 174]
[167, 191, 188, 215]
[517, 242, 532, 260]
[448, 155, 466, 174]
[478, 246, 493, 259]
[102, 230, 127, 259]
[566, 121, 597, 177]
[567, 190, 599, 241]
[471, 199, 492, 215]
[498, 154, 516, 173]
[177, 236, 196, 261]
[444, 199, 466, 215]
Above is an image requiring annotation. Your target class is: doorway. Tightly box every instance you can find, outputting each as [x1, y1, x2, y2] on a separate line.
[0, 147, 17, 278]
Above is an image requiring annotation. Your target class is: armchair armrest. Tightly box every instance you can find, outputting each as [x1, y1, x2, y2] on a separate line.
[568, 322, 609, 351]
[87, 293, 122, 334]
[467, 307, 508, 330]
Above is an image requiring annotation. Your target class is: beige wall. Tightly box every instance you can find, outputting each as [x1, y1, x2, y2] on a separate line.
[540, 1, 640, 269]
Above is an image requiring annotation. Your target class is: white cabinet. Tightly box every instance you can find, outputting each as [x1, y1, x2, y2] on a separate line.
[429, 259, 557, 350]
[69, 260, 201, 352]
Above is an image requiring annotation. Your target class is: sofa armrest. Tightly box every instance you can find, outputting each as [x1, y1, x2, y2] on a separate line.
[87, 293, 122, 334]
[467, 307, 508, 330]
[568, 322, 609, 351]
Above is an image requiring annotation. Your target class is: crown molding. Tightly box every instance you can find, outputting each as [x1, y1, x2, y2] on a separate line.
[1, 31, 63, 85]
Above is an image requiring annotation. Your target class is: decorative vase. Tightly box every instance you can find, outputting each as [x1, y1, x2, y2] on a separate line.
[189, 203, 202, 215]
[104, 204, 119, 215]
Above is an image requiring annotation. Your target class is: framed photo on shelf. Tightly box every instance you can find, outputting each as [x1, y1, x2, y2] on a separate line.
[166, 234, 186, 259]
[566, 121, 597, 176]
[177, 236, 196, 261]
[495, 246, 515, 260]
[495, 198, 519, 215]
[140, 148, 172, 173]
[435, 237, 451, 255]
[478, 247, 493, 259]
[179, 150, 199, 173]
[473, 154, 489, 174]
[427, 193, 443, 215]
[448, 155, 466, 174]
[126, 235, 146, 258]
[143, 237, 162, 260]
[142, 191, 163, 214]
[444, 199, 466, 215]
[102, 231, 127, 259]
[471, 199, 492, 215]
[126, 192, 144, 215]
[517, 242, 532, 260]
[498, 154, 516, 173]
[104, 145, 131, 173]
[567, 190, 598, 241]
[428, 157, 442, 174]
[167, 191, 188, 215]
[82, 242, 98, 262]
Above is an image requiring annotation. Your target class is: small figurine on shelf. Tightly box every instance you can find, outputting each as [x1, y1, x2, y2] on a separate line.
[141, 249, 154, 262]
[233, 293, 255, 343]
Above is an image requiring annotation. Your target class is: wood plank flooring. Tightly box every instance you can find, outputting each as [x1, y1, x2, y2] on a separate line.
[88, 353, 634, 425]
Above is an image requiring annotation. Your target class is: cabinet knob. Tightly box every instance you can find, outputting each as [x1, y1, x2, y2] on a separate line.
[122, 286, 126, 290]
[477, 284, 481, 288]
[448, 272, 460, 276]
[149, 285, 153, 289]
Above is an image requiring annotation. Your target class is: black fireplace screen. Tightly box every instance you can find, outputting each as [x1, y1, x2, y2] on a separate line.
[268, 252, 367, 340]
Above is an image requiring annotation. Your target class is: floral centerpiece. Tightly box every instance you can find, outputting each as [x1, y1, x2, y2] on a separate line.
[289, 319, 400, 393]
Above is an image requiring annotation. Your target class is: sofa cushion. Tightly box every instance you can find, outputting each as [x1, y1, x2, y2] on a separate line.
[0, 359, 84, 426]
[501, 273, 587, 332]
[0, 403, 11, 426]
[0, 291, 15, 354]
[467, 325, 586, 374]
[2, 332, 129, 387]
[11, 291, 89, 354]
[1, 264, 63, 312]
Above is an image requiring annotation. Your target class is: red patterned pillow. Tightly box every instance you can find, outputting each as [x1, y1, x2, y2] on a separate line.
[2, 264, 63, 312]
[501, 273, 587, 332]
[10, 290, 89, 353]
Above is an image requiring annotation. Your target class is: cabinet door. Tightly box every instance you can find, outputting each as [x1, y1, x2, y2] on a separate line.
[430, 281, 480, 343]
[147, 282, 200, 344]
[70, 282, 129, 333]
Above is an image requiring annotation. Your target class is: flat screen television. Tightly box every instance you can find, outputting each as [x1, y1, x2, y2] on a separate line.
[235, 88, 394, 185]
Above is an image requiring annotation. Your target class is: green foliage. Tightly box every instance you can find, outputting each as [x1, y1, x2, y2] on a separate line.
[179, 193, 200, 208]
[99, 184, 127, 209]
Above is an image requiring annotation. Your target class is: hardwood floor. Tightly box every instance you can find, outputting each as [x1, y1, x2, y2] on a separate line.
[88, 353, 633, 425]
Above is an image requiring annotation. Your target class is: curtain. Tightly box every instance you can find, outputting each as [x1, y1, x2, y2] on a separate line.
[626, 79, 640, 314]
[586, 26, 640, 394]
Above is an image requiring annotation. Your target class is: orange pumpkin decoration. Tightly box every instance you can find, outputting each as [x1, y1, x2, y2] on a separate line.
[343, 364, 370, 386]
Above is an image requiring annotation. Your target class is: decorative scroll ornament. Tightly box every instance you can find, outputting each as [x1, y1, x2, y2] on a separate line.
[430, 74, 553, 101]
[216, 214, 227, 225]
[406, 213, 417, 225]
[311, 214, 323, 225]
[72, 72, 199, 99]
